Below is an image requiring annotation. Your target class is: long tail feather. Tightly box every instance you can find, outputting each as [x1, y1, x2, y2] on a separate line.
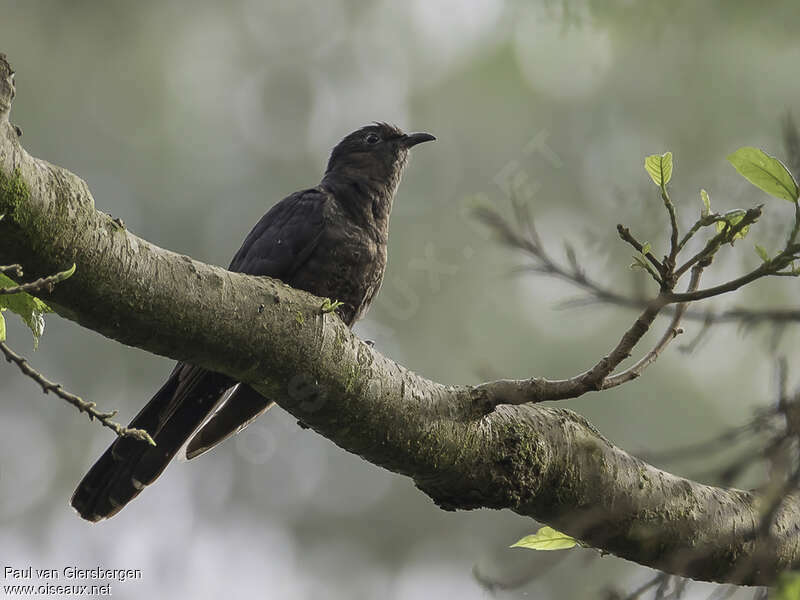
[70, 364, 233, 521]
[184, 384, 274, 460]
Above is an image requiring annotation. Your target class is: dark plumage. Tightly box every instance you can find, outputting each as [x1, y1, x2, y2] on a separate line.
[71, 123, 435, 521]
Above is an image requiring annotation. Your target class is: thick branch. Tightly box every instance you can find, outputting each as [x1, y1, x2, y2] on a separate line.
[0, 52, 797, 585]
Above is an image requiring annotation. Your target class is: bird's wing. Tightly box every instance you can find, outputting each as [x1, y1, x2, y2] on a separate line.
[180, 187, 329, 459]
[229, 187, 329, 277]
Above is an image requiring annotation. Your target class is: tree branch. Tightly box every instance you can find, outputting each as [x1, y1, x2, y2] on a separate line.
[0, 341, 154, 444]
[0, 263, 74, 294]
[602, 263, 703, 389]
[0, 52, 797, 586]
[481, 203, 799, 330]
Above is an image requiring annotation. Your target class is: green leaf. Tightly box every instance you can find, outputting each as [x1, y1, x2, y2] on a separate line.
[774, 572, 800, 600]
[0, 273, 52, 348]
[700, 189, 711, 217]
[641, 242, 652, 255]
[511, 526, 579, 551]
[0, 312, 5, 342]
[755, 244, 770, 263]
[716, 209, 750, 241]
[727, 146, 799, 203]
[645, 152, 673, 187]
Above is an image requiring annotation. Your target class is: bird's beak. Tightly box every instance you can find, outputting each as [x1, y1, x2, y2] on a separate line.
[401, 132, 436, 148]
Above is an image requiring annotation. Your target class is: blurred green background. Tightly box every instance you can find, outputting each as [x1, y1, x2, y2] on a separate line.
[2, 1, 799, 598]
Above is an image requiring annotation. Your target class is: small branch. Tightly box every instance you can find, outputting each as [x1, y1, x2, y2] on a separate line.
[666, 264, 770, 304]
[0, 263, 22, 277]
[675, 221, 704, 256]
[577, 298, 666, 390]
[0, 263, 74, 295]
[667, 233, 800, 303]
[675, 214, 726, 255]
[617, 224, 665, 278]
[486, 205, 800, 330]
[661, 184, 680, 265]
[0, 341, 154, 445]
[474, 295, 668, 407]
[674, 206, 763, 280]
[603, 264, 703, 389]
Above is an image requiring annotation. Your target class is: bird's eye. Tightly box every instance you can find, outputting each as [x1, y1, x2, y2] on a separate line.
[365, 133, 380, 145]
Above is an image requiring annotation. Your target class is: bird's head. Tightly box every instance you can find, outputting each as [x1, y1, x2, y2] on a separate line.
[323, 122, 435, 197]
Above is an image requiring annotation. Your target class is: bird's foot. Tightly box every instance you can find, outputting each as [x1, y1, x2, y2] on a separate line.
[320, 298, 344, 314]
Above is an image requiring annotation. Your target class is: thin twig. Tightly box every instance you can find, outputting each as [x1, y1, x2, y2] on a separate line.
[0, 264, 75, 295]
[485, 205, 800, 327]
[0, 341, 154, 445]
[473, 189, 800, 407]
[665, 264, 771, 303]
[674, 205, 763, 279]
[603, 264, 703, 389]
[674, 214, 725, 255]
[0, 264, 23, 277]
[578, 298, 666, 391]
[617, 224, 665, 277]
[661, 185, 680, 266]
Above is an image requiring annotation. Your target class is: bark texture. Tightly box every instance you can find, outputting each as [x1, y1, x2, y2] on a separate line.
[0, 53, 796, 585]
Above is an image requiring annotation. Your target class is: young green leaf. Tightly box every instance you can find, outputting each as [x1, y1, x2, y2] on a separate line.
[716, 209, 750, 241]
[727, 146, 799, 203]
[644, 152, 673, 187]
[755, 244, 770, 263]
[641, 242, 652, 255]
[700, 189, 711, 217]
[0, 312, 5, 342]
[511, 526, 579, 551]
[0, 273, 52, 348]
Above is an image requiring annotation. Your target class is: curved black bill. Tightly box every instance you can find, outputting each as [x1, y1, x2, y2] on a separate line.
[402, 132, 436, 148]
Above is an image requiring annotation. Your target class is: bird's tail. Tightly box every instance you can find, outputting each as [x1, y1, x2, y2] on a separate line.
[183, 384, 274, 460]
[70, 364, 233, 522]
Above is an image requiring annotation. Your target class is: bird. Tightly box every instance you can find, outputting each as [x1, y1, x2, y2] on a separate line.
[71, 122, 435, 522]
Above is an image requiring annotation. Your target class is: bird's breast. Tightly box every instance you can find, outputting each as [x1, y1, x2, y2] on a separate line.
[289, 209, 388, 326]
